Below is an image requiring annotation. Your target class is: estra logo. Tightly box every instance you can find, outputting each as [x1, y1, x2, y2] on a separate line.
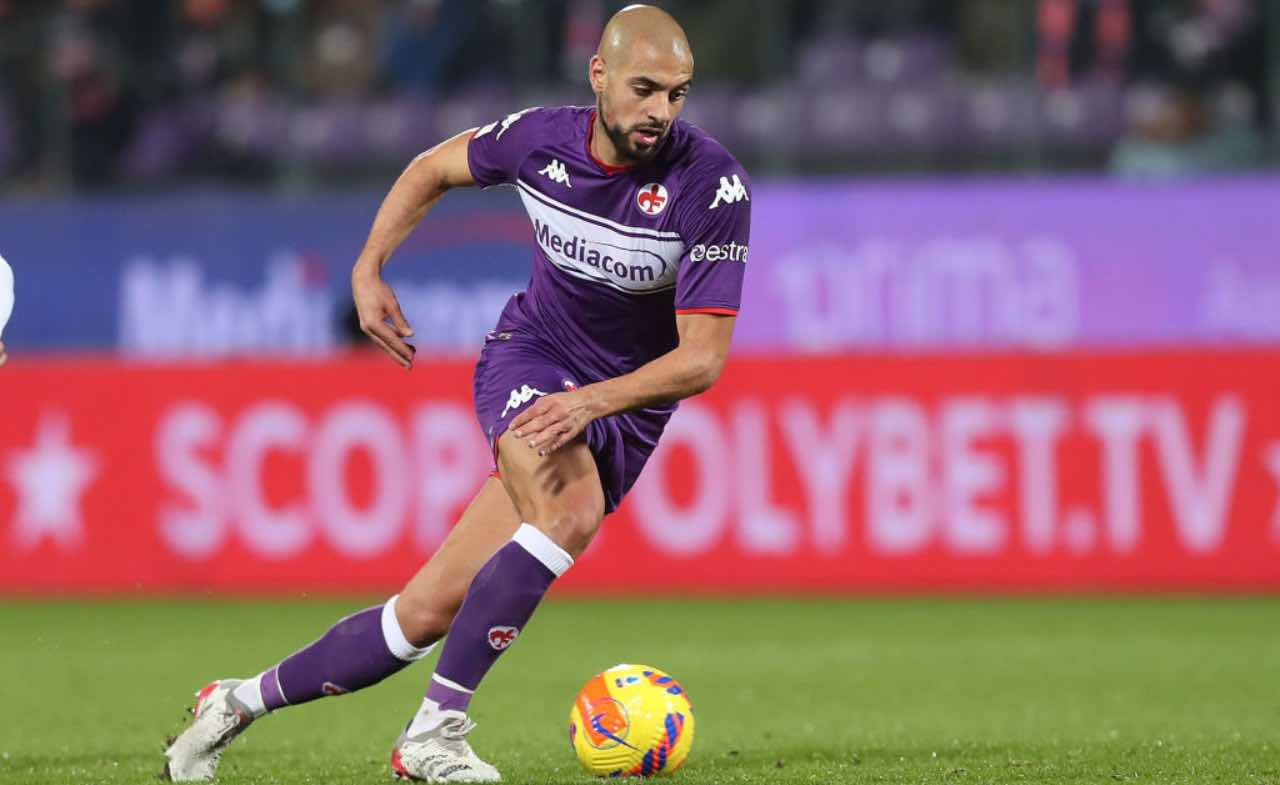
[689, 241, 749, 263]
[488, 626, 519, 650]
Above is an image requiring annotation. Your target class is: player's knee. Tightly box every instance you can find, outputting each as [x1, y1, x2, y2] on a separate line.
[540, 503, 603, 559]
[395, 591, 458, 647]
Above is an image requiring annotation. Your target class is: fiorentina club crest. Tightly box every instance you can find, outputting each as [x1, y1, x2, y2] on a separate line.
[488, 626, 519, 651]
[636, 183, 668, 216]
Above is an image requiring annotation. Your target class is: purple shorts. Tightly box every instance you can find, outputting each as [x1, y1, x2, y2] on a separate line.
[473, 331, 670, 514]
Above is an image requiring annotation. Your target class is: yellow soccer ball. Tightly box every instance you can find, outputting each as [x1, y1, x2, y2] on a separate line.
[568, 664, 695, 777]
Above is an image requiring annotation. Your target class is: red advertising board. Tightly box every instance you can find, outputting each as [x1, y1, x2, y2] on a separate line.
[1, 352, 1278, 593]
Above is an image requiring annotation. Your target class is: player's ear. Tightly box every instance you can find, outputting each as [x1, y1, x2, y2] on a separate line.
[588, 55, 606, 96]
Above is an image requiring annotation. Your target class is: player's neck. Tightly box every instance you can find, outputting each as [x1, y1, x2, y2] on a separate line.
[588, 112, 636, 172]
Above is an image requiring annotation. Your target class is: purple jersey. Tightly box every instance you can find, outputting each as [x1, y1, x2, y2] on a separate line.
[467, 106, 750, 387]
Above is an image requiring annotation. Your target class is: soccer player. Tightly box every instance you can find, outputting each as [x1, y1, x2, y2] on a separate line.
[164, 5, 750, 782]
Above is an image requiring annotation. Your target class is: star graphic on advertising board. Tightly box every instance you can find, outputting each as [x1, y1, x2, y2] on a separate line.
[4, 411, 99, 552]
[1265, 443, 1280, 546]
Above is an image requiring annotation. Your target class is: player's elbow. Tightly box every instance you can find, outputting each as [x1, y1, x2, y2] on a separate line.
[407, 127, 475, 192]
[405, 151, 451, 196]
[686, 348, 727, 395]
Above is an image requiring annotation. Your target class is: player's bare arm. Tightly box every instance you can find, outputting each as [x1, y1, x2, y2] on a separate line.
[510, 311, 735, 455]
[0, 253, 12, 366]
[350, 129, 477, 369]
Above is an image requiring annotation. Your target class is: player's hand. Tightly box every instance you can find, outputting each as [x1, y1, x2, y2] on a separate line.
[352, 269, 415, 369]
[511, 391, 597, 456]
[0, 341, 7, 367]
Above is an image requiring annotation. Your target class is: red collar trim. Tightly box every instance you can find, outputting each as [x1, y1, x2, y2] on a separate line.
[587, 110, 637, 175]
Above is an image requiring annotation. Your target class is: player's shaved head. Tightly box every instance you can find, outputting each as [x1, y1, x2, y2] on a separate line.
[596, 4, 693, 71]
[588, 5, 694, 165]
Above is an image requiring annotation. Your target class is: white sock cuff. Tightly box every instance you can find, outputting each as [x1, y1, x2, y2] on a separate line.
[232, 675, 268, 718]
[381, 595, 436, 662]
[431, 673, 475, 694]
[512, 523, 574, 577]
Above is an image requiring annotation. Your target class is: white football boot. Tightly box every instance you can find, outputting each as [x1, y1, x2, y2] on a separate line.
[390, 711, 502, 783]
[164, 679, 255, 781]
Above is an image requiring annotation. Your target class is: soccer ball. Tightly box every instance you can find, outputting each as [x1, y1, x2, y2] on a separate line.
[568, 664, 695, 777]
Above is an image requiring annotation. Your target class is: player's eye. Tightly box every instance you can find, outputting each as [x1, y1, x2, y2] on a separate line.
[671, 91, 687, 102]
[633, 87, 652, 98]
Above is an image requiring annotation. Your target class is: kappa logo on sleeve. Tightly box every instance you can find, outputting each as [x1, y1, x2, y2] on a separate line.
[474, 106, 540, 141]
[708, 174, 750, 210]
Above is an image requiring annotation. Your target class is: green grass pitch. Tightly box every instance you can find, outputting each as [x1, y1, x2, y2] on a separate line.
[2, 597, 1278, 784]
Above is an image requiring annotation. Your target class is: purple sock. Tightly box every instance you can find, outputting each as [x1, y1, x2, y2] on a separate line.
[260, 596, 435, 712]
[425, 524, 573, 713]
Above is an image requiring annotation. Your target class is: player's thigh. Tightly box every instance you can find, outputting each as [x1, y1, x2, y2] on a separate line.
[496, 428, 604, 558]
[395, 477, 521, 642]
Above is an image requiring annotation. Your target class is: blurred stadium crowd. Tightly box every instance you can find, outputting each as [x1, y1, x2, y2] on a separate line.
[0, 0, 1274, 189]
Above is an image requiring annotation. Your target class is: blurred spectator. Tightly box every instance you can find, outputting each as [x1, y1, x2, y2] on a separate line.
[0, 0, 1274, 189]
[47, 1, 139, 186]
[1107, 0, 1268, 176]
[560, 0, 606, 81]
[1037, 0, 1132, 87]
[172, 0, 264, 96]
[303, 0, 380, 98]
[1109, 78, 1263, 176]
[382, 0, 481, 94]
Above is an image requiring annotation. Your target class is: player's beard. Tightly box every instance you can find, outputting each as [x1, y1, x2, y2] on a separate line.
[596, 96, 666, 163]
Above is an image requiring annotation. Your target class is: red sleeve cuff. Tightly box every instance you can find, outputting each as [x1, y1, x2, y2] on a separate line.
[675, 307, 739, 316]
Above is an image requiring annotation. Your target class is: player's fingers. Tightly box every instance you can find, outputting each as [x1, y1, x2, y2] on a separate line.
[369, 320, 414, 364]
[522, 414, 562, 446]
[389, 305, 414, 338]
[539, 424, 577, 456]
[529, 424, 564, 450]
[365, 323, 412, 368]
[368, 333, 409, 369]
[512, 401, 550, 434]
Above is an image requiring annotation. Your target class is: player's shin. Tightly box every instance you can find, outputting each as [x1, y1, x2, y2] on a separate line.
[233, 594, 435, 717]
[408, 523, 573, 732]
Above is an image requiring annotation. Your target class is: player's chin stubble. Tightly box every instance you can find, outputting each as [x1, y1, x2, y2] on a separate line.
[597, 97, 662, 163]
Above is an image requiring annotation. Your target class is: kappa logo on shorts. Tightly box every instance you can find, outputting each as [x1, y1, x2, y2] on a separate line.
[488, 626, 519, 650]
[500, 384, 547, 419]
[636, 183, 669, 216]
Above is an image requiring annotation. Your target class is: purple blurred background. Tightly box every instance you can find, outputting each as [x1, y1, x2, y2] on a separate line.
[0, 0, 1277, 356]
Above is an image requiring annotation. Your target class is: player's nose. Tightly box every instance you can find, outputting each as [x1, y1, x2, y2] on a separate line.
[645, 98, 672, 126]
